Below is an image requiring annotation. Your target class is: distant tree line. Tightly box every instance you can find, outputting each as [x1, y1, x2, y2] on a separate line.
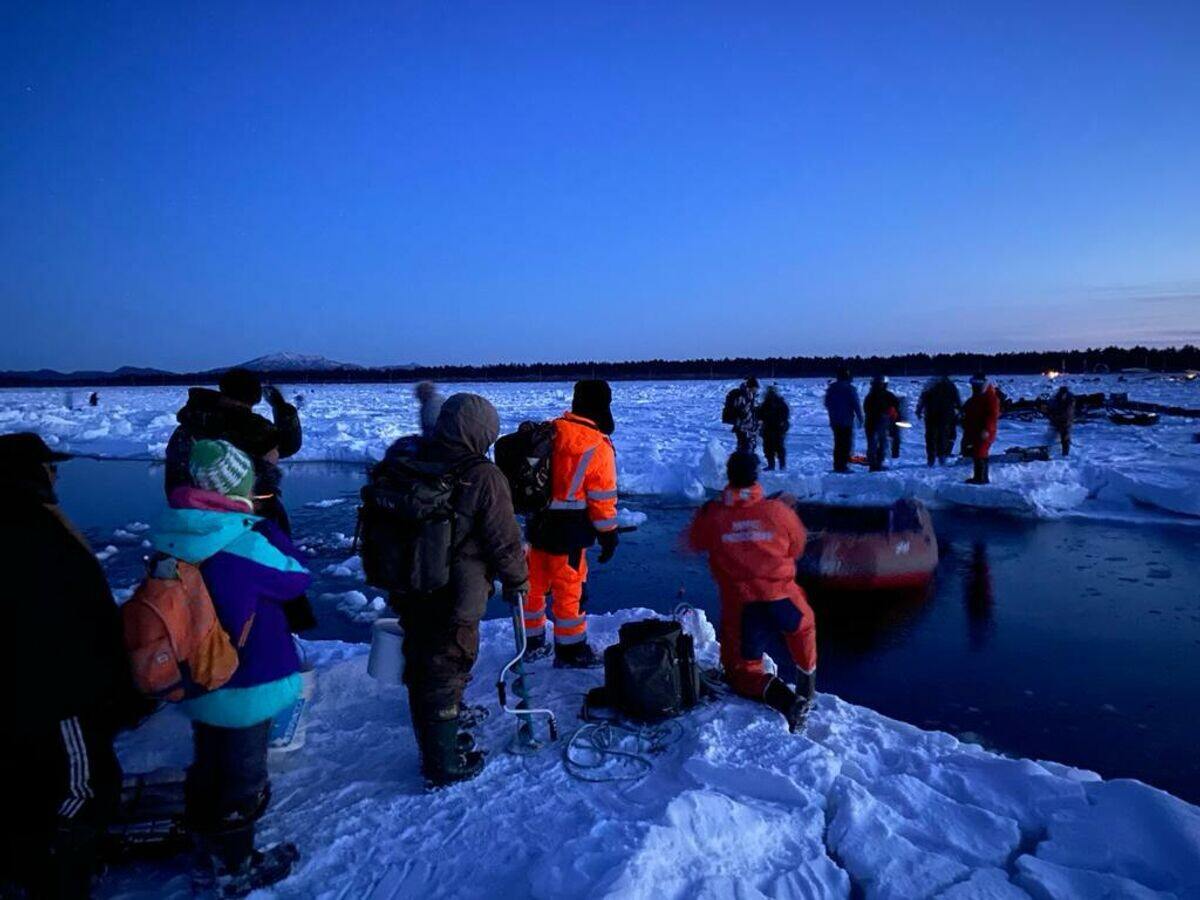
[3, 345, 1198, 388]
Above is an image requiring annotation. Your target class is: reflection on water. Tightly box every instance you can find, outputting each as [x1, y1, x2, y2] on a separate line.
[964, 542, 995, 651]
[805, 585, 933, 656]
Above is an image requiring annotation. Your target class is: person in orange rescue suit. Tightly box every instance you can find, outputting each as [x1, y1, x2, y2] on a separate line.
[524, 380, 620, 668]
[686, 451, 817, 732]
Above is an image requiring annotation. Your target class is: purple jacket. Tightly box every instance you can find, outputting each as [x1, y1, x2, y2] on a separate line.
[150, 494, 312, 690]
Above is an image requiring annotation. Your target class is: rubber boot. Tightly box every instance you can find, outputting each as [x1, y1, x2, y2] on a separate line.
[416, 718, 485, 789]
[764, 678, 811, 734]
[553, 641, 603, 669]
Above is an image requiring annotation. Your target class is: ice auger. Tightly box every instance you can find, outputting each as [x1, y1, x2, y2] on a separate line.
[496, 593, 558, 751]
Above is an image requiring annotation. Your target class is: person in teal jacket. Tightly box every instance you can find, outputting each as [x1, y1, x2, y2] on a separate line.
[150, 440, 310, 897]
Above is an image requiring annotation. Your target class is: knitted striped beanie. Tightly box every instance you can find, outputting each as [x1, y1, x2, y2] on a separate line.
[189, 439, 255, 499]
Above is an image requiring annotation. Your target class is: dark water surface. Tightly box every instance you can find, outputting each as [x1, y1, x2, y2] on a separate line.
[62, 459, 1200, 803]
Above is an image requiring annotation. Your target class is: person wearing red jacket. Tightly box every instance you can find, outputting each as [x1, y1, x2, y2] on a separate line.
[686, 452, 817, 732]
[524, 380, 620, 668]
[961, 372, 1001, 484]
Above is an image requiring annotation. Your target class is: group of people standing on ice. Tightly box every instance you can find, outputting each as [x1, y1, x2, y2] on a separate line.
[727, 368, 1077, 486]
[722, 376, 792, 470]
[824, 368, 1003, 483]
[4, 370, 820, 898]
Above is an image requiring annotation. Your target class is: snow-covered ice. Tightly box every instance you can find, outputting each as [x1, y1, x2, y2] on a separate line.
[5, 374, 1199, 522]
[107, 607, 1200, 899]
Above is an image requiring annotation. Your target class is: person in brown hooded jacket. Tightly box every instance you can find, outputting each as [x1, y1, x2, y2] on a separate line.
[382, 393, 529, 786]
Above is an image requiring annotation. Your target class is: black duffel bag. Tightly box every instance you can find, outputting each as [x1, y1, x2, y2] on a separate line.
[588, 618, 703, 722]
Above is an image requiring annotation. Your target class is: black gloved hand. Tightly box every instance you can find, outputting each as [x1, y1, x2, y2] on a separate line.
[596, 529, 619, 564]
[502, 583, 528, 606]
[263, 385, 286, 408]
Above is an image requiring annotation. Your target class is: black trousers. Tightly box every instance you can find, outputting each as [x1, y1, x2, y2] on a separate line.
[186, 720, 271, 869]
[866, 422, 890, 471]
[1056, 428, 1072, 457]
[762, 431, 786, 470]
[734, 428, 758, 454]
[395, 597, 481, 723]
[924, 419, 957, 465]
[831, 426, 854, 472]
[1, 715, 121, 898]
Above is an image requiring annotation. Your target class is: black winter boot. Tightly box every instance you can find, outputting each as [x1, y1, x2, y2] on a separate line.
[416, 719, 485, 789]
[764, 678, 812, 734]
[522, 632, 553, 663]
[553, 641, 603, 669]
[192, 830, 298, 898]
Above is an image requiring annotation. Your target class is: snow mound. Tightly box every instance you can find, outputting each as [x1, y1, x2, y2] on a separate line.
[109, 608, 1200, 899]
[323, 590, 388, 625]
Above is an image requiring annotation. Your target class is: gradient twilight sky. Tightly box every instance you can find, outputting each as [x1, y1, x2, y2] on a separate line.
[2, 2, 1199, 371]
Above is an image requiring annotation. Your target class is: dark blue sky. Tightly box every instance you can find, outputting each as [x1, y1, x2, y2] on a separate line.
[2, 2, 1198, 371]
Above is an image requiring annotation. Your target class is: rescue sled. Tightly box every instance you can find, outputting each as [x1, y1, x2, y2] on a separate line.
[1109, 411, 1159, 427]
[793, 498, 939, 592]
[1000, 445, 1051, 463]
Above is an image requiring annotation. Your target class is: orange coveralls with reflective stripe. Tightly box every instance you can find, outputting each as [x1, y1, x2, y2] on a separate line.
[687, 484, 817, 698]
[525, 413, 618, 645]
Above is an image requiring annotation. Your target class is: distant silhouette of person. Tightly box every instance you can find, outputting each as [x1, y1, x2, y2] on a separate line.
[824, 368, 863, 473]
[964, 542, 994, 650]
[756, 385, 790, 470]
[1044, 385, 1075, 457]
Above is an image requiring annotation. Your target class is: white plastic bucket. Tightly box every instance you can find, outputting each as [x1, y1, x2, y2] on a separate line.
[368, 618, 405, 683]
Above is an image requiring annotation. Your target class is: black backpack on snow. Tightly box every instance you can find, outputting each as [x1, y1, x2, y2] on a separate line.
[494, 421, 556, 516]
[355, 437, 481, 595]
[588, 619, 704, 723]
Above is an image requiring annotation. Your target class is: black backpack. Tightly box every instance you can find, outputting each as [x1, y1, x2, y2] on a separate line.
[721, 388, 743, 426]
[494, 421, 556, 516]
[588, 619, 704, 722]
[355, 438, 481, 594]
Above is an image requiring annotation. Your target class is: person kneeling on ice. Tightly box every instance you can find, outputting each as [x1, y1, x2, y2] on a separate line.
[379, 394, 529, 787]
[524, 380, 620, 668]
[686, 452, 817, 732]
[961, 372, 1000, 485]
[149, 440, 311, 896]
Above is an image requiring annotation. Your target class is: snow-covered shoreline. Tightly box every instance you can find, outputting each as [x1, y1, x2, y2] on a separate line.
[7, 375, 1199, 523]
[107, 608, 1200, 899]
